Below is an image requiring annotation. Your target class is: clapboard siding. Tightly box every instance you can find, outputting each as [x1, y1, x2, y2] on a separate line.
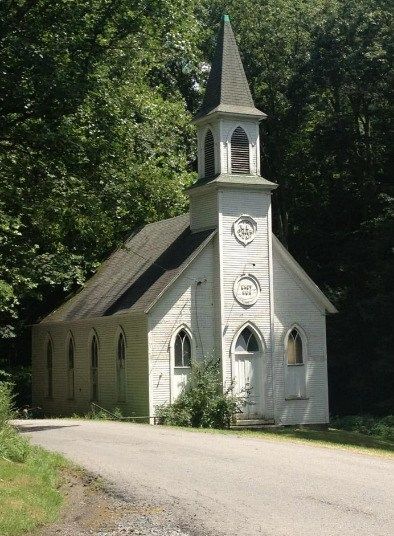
[218, 188, 274, 418]
[32, 314, 149, 417]
[148, 241, 216, 413]
[189, 190, 218, 232]
[273, 254, 329, 425]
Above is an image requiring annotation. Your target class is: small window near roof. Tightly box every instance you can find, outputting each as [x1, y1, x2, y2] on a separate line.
[286, 328, 303, 365]
[235, 327, 259, 352]
[231, 127, 250, 174]
[174, 330, 192, 367]
[204, 129, 215, 178]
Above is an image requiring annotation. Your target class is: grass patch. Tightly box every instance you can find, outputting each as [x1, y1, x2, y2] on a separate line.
[0, 373, 68, 535]
[168, 424, 394, 457]
[0, 446, 67, 536]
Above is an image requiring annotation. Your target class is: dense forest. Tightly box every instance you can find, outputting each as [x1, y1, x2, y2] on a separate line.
[0, 0, 392, 415]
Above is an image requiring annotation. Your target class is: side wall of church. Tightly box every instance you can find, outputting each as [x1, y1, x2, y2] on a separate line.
[272, 254, 329, 425]
[31, 313, 149, 417]
[218, 188, 274, 419]
[189, 189, 218, 232]
[147, 241, 216, 413]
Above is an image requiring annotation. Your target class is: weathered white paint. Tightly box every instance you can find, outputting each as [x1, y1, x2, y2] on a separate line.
[147, 241, 216, 413]
[272, 254, 329, 425]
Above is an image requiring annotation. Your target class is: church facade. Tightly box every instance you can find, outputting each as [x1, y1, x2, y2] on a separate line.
[32, 16, 337, 426]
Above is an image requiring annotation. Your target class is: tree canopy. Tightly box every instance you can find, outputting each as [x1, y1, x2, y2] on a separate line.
[0, 0, 392, 415]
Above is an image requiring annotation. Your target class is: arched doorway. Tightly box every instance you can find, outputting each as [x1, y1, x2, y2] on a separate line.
[232, 325, 263, 418]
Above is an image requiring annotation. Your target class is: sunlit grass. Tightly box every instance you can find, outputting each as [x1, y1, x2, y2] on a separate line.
[171, 424, 394, 457]
[0, 446, 67, 536]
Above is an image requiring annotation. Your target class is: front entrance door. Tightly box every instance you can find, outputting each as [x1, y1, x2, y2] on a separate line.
[233, 327, 263, 419]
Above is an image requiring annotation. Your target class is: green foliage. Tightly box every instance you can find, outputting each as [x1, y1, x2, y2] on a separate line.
[0, 447, 65, 535]
[0, 0, 392, 418]
[0, 374, 29, 462]
[331, 415, 394, 441]
[0, 0, 201, 337]
[157, 358, 241, 429]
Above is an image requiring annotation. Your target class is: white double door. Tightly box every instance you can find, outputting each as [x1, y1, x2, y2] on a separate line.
[234, 352, 263, 418]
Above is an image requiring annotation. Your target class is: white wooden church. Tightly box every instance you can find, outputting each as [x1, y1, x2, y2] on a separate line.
[32, 16, 337, 426]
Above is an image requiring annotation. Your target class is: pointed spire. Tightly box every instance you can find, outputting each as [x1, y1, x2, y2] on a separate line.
[194, 15, 265, 121]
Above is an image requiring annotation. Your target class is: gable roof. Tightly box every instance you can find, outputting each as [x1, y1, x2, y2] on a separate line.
[41, 214, 215, 323]
[272, 235, 338, 314]
[194, 15, 265, 121]
[40, 213, 336, 325]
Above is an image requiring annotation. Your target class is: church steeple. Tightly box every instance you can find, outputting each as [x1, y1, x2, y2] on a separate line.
[195, 15, 265, 121]
[192, 15, 274, 185]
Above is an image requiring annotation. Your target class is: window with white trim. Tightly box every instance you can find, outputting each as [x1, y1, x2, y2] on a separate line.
[117, 331, 126, 401]
[285, 327, 306, 398]
[235, 327, 259, 353]
[231, 126, 250, 174]
[174, 330, 192, 367]
[286, 328, 303, 365]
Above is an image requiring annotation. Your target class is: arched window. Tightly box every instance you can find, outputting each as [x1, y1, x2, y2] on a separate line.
[284, 327, 306, 398]
[286, 328, 303, 365]
[231, 126, 250, 174]
[46, 339, 53, 398]
[117, 331, 126, 401]
[174, 329, 192, 367]
[90, 335, 99, 401]
[204, 129, 215, 178]
[235, 327, 259, 353]
[67, 337, 75, 399]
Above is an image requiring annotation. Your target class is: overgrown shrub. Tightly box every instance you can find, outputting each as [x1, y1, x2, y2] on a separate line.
[0, 371, 29, 462]
[156, 357, 243, 429]
[331, 415, 394, 441]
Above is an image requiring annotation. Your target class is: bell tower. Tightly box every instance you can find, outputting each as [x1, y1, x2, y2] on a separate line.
[188, 16, 278, 420]
[189, 14, 276, 232]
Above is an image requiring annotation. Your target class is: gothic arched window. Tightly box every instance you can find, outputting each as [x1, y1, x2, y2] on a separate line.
[117, 331, 126, 401]
[235, 327, 259, 353]
[67, 336, 75, 399]
[174, 329, 192, 367]
[231, 126, 250, 174]
[286, 328, 303, 365]
[90, 334, 99, 401]
[46, 339, 53, 398]
[204, 129, 215, 178]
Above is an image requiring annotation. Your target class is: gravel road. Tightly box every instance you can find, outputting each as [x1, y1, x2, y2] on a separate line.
[14, 419, 393, 536]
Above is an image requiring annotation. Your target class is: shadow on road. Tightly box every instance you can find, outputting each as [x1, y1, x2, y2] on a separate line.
[14, 423, 80, 433]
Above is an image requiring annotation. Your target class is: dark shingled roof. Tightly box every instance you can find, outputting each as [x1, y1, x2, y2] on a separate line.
[194, 15, 265, 120]
[41, 214, 215, 323]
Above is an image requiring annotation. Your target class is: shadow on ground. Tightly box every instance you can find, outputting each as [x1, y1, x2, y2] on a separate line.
[14, 424, 80, 433]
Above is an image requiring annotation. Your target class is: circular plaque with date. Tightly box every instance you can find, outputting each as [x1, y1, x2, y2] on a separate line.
[233, 274, 260, 306]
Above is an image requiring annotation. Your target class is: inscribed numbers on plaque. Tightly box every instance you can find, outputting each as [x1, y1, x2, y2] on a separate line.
[233, 274, 260, 306]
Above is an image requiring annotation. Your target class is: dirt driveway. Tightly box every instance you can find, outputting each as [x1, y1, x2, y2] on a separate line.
[14, 419, 394, 536]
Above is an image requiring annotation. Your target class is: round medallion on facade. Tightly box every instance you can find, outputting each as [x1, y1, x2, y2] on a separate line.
[233, 274, 260, 306]
[233, 215, 257, 246]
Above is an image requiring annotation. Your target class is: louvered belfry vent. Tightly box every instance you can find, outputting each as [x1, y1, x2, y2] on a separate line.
[231, 127, 250, 174]
[204, 129, 215, 178]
